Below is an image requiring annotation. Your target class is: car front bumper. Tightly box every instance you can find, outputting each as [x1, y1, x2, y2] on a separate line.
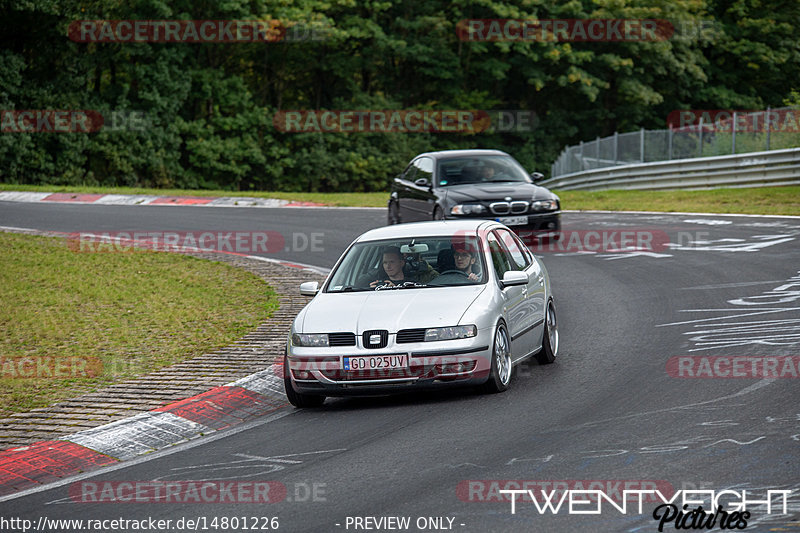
[287, 332, 494, 397]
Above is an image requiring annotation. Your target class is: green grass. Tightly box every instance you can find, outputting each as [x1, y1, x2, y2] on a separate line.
[0, 232, 278, 416]
[0, 183, 387, 208]
[556, 186, 800, 216]
[2, 182, 799, 214]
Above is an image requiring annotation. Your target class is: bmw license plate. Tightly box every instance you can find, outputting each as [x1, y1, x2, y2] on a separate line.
[496, 216, 528, 226]
[344, 355, 408, 371]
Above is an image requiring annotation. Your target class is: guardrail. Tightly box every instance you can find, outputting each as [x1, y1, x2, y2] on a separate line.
[540, 147, 800, 191]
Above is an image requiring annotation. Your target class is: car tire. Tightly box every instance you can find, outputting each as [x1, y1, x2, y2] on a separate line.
[283, 354, 326, 407]
[388, 200, 400, 225]
[433, 206, 445, 220]
[534, 299, 558, 364]
[481, 322, 512, 393]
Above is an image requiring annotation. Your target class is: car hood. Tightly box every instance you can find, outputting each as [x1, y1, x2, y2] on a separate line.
[443, 182, 555, 203]
[297, 285, 486, 333]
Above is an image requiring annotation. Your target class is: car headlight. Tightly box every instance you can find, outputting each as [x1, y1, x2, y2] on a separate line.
[450, 204, 487, 215]
[531, 199, 559, 211]
[292, 333, 329, 347]
[424, 325, 477, 341]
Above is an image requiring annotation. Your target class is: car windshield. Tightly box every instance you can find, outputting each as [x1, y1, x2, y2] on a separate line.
[437, 155, 532, 187]
[325, 236, 487, 292]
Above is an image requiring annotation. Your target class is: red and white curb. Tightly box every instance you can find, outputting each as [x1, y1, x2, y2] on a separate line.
[0, 191, 383, 209]
[0, 365, 287, 497]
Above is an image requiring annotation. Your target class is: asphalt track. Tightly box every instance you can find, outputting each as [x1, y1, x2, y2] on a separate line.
[1, 201, 799, 532]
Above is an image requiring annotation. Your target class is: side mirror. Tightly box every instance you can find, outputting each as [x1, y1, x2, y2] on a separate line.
[414, 177, 431, 188]
[299, 281, 319, 296]
[500, 271, 528, 288]
[531, 172, 545, 182]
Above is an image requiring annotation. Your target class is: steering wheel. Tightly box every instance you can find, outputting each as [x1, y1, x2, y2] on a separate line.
[438, 269, 471, 278]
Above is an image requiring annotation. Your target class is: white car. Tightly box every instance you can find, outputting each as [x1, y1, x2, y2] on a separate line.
[283, 219, 558, 407]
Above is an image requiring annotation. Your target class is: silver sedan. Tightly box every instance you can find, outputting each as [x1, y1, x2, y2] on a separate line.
[283, 219, 558, 407]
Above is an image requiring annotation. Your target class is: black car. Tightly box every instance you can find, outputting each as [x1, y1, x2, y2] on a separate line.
[388, 149, 560, 242]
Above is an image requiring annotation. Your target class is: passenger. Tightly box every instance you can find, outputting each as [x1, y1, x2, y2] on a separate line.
[453, 243, 480, 282]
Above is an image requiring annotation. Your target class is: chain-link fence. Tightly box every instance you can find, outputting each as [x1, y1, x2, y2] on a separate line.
[551, 107, 800, 178]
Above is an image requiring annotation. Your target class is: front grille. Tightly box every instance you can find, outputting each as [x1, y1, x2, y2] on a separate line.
[490, 202, 510, 215]
[362, 329, 389, 349]
[328, 332, 356, 346]
[510, 201, 529, 214]
[321, 368, 417, 381]
[318, 360, 478, 382]
[397, 328, 426, 344]
[490, 201, 529, 215]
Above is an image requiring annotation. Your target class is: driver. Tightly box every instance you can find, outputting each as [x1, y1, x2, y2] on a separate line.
[453, 243, 480, 282]
[369, 247, 408, 288]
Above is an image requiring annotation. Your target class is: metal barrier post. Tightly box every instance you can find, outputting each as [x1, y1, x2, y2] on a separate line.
[732, 111, 737, 153]
[668, 125, 673, 160]
[699, 117, 704, 156]
[640, 128, 645, 162]
[766, 107, 771, 150]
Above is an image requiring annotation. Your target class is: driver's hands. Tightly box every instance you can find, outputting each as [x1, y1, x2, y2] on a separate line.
[468, 273, 479, 281]
[370, 279, 394, 288]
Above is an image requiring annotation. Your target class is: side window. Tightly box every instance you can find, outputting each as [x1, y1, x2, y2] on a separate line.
[495, 229, 529, 270]
[413, 157, 433, 184]
[403, 161, 417, 182]
[486, 232, 512, 279]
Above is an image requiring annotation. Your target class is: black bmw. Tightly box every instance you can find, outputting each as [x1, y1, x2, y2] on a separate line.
[388, 149, 561, 242]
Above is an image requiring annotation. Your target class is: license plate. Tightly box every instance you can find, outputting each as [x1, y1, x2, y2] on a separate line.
[497, 216, 528, 226]
[343, 355, 408, 371]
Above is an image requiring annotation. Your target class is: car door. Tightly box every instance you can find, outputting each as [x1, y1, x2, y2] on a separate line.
[486, 231, 528, 359]
[393, 161, 417, 222]
[495, 228, 544, 358]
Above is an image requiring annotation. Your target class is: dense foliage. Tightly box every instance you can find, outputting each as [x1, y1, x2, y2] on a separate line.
[1, 0, 798, 191]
